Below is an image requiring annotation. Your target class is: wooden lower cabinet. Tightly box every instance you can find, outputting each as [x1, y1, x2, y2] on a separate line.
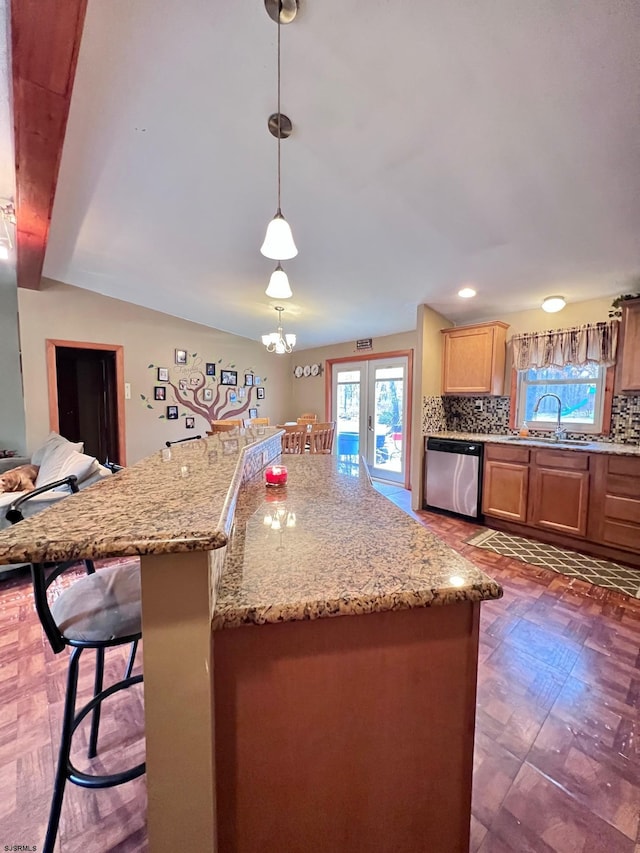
[589, 455, 640, 551]
[482, 445, 529, 522]
[483, 444, 640, 563]
[529, 465, 590, 537]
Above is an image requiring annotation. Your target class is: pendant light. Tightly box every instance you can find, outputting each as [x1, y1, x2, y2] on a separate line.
[265, 263, 293, 299]
[260, 1, 298, 261]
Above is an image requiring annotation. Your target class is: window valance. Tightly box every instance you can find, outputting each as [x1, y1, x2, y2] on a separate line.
[512, 320, 619, 370]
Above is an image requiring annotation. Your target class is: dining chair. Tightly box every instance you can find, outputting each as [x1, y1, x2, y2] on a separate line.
[297, 414, 318, 425]
[247, 417, 270, 426]
[308, 422, 336, 454]
[281, 425, 308, 454]
[5, 475, 144, 853]
[208, 419, 243, 434]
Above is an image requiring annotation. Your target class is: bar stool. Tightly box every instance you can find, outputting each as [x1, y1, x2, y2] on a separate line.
[6, 475, 145, 853]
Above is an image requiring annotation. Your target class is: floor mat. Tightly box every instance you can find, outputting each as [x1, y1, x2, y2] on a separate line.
[466, 528, 640, 598]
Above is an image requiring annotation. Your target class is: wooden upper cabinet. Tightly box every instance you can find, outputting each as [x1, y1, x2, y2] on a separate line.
[619, 298, 640, 392]
[441, 321, 509, 395]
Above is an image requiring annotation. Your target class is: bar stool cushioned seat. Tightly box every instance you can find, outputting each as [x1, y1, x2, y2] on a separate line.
[51, 563, 141, 643]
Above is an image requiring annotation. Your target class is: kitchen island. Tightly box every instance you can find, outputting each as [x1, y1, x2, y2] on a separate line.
[0, 429, 502, 853]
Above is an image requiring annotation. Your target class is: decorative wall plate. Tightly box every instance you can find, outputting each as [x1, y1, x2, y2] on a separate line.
[294, 365, 303, 378]
[311, 363, 320, 376]
[303, 365, 311, 377]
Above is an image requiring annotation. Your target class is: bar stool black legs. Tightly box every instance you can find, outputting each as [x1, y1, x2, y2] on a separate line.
[43, 644, 145, 853]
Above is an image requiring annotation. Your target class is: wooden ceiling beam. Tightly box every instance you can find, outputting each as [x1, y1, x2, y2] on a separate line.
[11, 0, 88, 290]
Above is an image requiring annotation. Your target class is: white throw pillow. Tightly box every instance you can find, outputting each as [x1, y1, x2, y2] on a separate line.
[31, 432, 84, 466]
[35, 447, 96, 489]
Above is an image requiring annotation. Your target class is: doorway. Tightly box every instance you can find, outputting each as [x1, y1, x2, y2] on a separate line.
[46, 340, 126, 465]
[329, 352, 412, 486]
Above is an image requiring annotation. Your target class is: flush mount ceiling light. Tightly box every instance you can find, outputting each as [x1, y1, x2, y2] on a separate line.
[0, 200, 15, 262]
[262, 305, 296, 354]
[260, 0, 298, 263]
[541, 295, 566, 313]
[457, 287, 477, 298]
[265, 262, 293, 299]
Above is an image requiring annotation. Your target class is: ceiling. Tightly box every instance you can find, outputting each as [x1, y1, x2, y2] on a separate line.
[37, 0, 640, 348]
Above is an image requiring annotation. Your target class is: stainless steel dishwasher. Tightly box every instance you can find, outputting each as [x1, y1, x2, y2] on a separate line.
[424, 437, 483, 520]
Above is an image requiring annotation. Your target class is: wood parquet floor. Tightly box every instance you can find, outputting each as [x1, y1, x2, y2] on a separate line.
[1, 488, 640, 852]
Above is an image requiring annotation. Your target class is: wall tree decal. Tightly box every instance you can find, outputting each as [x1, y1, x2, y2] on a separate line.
[142, 354, 266, 421]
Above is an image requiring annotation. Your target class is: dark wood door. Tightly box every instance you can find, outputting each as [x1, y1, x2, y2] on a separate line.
[55, 346, 119, 463]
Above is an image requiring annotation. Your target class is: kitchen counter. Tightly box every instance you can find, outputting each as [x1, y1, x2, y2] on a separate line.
[214, 453, 501, 629]
[0, 428, 283, 566]
[426, 431, 640, 456]
[0, 432, 501, 853]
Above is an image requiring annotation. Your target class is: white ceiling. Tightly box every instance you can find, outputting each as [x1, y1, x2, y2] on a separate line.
[42, 0, 640, 349]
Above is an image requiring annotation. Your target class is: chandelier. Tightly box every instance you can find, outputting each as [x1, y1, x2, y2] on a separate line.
[262, 305, 296, 354]
[261, 0, 298, 296]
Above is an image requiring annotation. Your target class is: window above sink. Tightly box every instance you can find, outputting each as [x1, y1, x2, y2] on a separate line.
[516, 364, 607, 435]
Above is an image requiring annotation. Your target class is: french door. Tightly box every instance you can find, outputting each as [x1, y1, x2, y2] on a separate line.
[331, 354, 410, 484]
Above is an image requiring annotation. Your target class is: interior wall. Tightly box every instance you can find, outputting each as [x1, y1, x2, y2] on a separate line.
[0, 271, 27, 454]
[289, 331, 417, 422]
[411, 305, 453, 510]
[18, 280, 292, 463]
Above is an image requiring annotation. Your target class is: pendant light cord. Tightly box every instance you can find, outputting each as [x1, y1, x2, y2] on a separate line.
[276, 3, 282, 214]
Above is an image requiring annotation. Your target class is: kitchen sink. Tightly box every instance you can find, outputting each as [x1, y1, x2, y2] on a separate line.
[506, 436, 594, 447]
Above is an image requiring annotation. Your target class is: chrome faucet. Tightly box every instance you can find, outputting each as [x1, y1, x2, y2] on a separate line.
[533, 393, 566, 440]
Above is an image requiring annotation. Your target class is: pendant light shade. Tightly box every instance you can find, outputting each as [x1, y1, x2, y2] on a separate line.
[265, 263, 293, 298]
[261, 213, 297, 260]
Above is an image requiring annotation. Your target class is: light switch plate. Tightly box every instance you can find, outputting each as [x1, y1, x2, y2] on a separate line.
[125, 382, 131, 399]
[474, 400, 483, 412]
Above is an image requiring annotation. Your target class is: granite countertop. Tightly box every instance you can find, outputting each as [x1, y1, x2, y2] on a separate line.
[213, 454, 502, 630]
[0, 429, 281, 566]
[426, 431, 640, 456]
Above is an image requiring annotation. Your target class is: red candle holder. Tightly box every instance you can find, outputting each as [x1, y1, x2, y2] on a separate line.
[265, 464, 288, 487]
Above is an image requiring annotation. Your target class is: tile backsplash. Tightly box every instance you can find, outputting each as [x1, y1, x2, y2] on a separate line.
[429, 394, 640, 445]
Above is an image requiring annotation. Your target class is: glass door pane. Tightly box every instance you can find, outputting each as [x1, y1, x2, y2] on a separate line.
[334, 366, 364, 475]
[367, 361, 406, 484]
[332, 356, 408, 485]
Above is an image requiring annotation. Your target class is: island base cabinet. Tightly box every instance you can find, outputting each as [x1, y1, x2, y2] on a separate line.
[214, 603, 481, 853]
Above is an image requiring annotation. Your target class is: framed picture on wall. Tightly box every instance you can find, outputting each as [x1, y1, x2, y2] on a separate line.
[244, 373, 253, 386]
[206, 363, 216, 376]
[256, 387, 265, 400]
[167, 406, 178, 420]
[178, 379, 187, 392]
[175, 349, 187, 365]
[249, 408, 258, 419]
[185, 416, 195, 429]
[220, 370, 238, 386]
[154, 386, 166, 401]
[203, 388, 213, 401]
[157, 367, 169, 382]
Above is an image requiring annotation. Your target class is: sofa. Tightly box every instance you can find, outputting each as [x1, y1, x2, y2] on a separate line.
[0, 432, 112, 573]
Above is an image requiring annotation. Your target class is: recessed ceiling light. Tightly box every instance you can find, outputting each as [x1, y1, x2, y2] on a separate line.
[541, 295, 566, 313]
[458, 287, 476, 298]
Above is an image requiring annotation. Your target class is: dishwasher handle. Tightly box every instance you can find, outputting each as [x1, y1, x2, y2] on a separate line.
[426, 438, 483, 456]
